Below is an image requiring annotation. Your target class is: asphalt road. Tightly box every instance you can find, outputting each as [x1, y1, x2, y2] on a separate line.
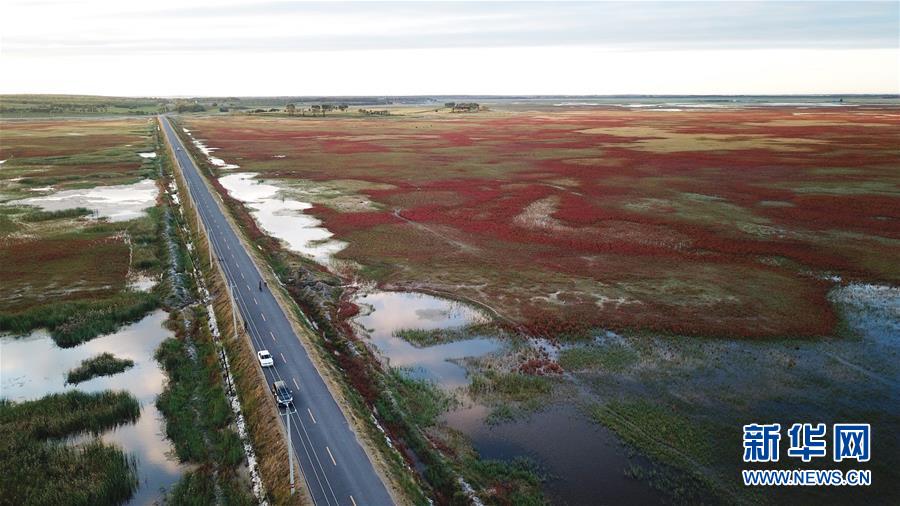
[160, 116, 395, 506]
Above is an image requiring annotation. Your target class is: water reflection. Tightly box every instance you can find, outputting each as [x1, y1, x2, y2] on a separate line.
[0, 310, 185, 505]
[219, 172, 346, 265]
[353, 290, 663, 504]
[353, 290, 500, 389]
[11, 179, 158, 222]
[444, 404, 667, 505]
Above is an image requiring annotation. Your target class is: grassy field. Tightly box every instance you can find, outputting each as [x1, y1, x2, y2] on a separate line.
[178, 105, 900, 504]
[0, 118, 163, 344]
[181, 107, 899, 340]
[0, 94, 163, 117]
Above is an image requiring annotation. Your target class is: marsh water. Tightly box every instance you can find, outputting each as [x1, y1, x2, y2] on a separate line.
[350, 283, 900, 504]
[352, 289, 666, 504]
[218, 172, 347, 264]
[0, 310, 185, 504]
[12, 178, 158, 222]
[354, 291, 501, 389]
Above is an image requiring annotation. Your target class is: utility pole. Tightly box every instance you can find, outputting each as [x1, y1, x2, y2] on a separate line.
[286, 409, 295, 496]
[231, 284, 238, 338]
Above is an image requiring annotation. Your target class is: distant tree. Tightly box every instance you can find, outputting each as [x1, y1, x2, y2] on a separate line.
[444, 102, 456, 109]
[286, 103, 296, 116]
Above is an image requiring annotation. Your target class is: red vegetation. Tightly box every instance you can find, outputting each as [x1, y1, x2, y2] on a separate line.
[184, 107, 900, 338]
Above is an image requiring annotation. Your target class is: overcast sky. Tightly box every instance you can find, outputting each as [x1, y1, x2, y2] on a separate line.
[1, 1, 897, 96]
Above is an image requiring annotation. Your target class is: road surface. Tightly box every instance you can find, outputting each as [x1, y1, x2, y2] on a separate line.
[160, 116, 395, 506]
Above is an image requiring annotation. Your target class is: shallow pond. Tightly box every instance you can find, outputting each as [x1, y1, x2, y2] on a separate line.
[445, 403, 667, 505]
[0, 310, 185, 505]
[219, 172, 346, 265]
[353, 290, 501, 389]
[11, 178, 158, 222]
[351, 290, 663, 503]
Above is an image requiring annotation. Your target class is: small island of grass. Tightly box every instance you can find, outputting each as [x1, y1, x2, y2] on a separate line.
[66, 353, 135, 385]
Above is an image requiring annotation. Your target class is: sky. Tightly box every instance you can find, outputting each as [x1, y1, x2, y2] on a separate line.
[1, 0, 898, 96]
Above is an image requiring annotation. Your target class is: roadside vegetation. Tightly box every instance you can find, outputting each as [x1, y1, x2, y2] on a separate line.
[0, 391, 140, 505]
[66, 352, 135, 385]
[152, 125, 256, 505]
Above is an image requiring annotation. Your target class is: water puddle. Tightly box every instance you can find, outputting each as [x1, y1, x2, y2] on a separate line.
[10, 179, 158, 222]
[183, 130, 239, 170]
[0, 310, 185, 504]
[353, 290, 500, 388]
[219, 172, 346, 265]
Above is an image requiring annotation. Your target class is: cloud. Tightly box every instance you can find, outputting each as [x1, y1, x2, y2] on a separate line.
[3, 1, 898, 56]
[1, 1, 897, 94]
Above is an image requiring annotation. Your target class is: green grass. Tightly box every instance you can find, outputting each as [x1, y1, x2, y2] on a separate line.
[66, 352, 135, 385]
[462, 457, 547, 506]
[0, 438, 139, 506]
[385, 368, 455, 428]
[0, 390, 140, 439]
[588, 399, 725, 503]
[169, 470, 217, 505]
[0, 391, 141, 505]
[392, 323, 496, 347]
[0, 214, 18, 235]
[154, 308, 244, 472]
[0, 291, 160, 347]
[469, 371, 553, 403]
[558, 342, 639, 372]
[21, 207, 92, 222]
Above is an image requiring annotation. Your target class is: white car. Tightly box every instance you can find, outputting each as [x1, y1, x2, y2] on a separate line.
[257, 350, 274, 367]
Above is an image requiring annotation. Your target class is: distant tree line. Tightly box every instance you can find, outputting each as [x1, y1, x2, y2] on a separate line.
[174, 101, 206, 113]
[358, 109, 389, 116]
[283, 103, 350, 117]
[444, 102, 482, 113]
